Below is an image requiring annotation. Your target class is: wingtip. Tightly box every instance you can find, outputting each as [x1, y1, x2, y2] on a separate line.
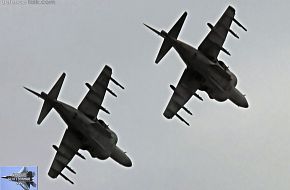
[143, 23, 151, 29]
[228, 5, 235, 11]
[179, 11, 187, 21]
[23, 86, 30, 91]
[36, 119, 42, 125]
[143, 23, 150, 29]
[104, 65, 112, 71]
[61, 72, 66, 78]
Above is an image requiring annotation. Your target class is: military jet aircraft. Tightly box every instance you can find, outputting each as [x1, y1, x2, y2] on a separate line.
[1, 167, 36, 190]
[24, 65, 132, 184]
[144, 6, 248, 126]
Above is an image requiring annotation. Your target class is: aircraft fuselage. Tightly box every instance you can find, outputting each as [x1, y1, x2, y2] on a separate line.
[170, 37, 248, 108]
[45, 98, 132, 167]
[1, 175, 33, 183]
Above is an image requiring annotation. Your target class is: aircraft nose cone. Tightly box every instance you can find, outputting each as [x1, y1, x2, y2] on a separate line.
[1, 176, 8, 179]
[243, 99, 249, 108]
[229, 88, 249, 108]
[124, 158, 133, 167]
[239, 97, 249, 108]
[241, 94, 249, 108]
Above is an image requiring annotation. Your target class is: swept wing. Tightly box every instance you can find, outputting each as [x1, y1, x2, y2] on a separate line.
[198, 6, 236, 61]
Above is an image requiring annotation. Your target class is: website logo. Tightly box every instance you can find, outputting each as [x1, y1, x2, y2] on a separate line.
[0, 166, 37, 190]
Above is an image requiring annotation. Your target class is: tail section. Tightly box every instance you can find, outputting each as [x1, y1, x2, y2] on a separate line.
[144, 12, 187, 63]
[27, 171, 35, 178]
[24, 73, 66, 125]
[167, 12, 187, 39]
[30, 182, 36, 188]
[37, 73, 66, 124]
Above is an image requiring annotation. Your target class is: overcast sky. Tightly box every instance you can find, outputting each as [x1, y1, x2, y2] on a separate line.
[0, 0, 290, 190]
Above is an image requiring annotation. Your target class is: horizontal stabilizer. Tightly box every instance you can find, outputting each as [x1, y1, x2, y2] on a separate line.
[144, 12, 187, 64]
[155, 39, 172, 63]
[37, 101, 53, 125]
[48, 73, 66, 99]
[24, 73, 66, 125]
[24, 86, 52, 124]
[168, 12, 187, 39]
[38, 73, 65, 125]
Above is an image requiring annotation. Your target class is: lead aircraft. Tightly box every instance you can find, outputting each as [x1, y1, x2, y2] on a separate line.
[144, 6, 248, 126]
[24, 65, 132, 184]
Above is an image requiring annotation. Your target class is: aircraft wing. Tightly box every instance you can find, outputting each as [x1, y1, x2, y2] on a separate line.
[48, 129, 82, 182]
[19, 182, 29, 190]
[198, 6, 235, 61]
[78, 65, 112, 120]
[163, 69, 200, 123]
[19, 167, 28, 174]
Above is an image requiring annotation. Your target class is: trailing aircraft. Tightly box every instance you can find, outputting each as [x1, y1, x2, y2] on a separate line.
[24, 65, 132, 184]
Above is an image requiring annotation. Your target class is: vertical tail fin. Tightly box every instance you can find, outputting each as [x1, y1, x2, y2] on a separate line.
[144, 12, 187, 63]
[30, 182, 37, 188]
[24, 73, 66, 125]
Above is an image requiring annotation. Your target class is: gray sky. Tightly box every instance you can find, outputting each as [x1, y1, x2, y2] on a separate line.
[0, 0, 290, 190]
